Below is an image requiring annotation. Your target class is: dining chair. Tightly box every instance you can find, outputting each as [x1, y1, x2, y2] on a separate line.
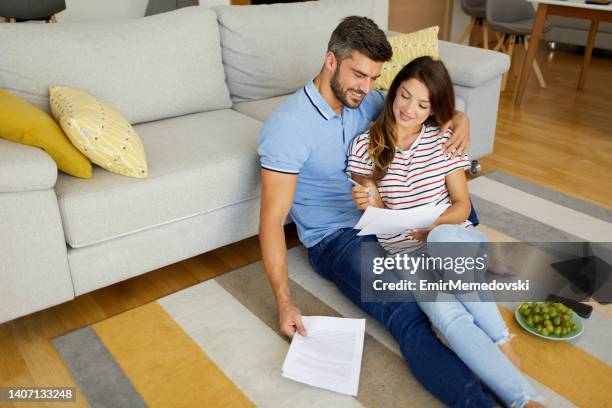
[458, 0, 490, 49]
[487, 0, 552, 91]
[0, 0, 65, 23]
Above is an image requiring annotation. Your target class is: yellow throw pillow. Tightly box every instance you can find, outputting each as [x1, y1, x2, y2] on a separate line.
[0, 88, 92, 179]
[376, 26, 440, 91]
[50, 86, 148, 179]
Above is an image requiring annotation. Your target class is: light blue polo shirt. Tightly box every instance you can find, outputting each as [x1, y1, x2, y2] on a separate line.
[258, 80, 385, 248]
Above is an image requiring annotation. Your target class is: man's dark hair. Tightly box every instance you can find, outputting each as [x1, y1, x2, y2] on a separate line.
[327, 16, 393, 63]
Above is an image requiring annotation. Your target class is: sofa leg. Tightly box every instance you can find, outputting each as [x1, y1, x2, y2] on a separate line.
[50, 15, 57, 23]
[469, 160, 482, 176]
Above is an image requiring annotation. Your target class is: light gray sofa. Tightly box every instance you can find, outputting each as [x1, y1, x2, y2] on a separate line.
[0, 0, 509, 323]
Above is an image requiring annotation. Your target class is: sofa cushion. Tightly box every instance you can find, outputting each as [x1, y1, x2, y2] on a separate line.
[0, 7, 231, 125]
[233, 95, 292, 122]
[215, 0, 375, 102]
[54, 109, 262, 248]
[232, 94, 466, 124]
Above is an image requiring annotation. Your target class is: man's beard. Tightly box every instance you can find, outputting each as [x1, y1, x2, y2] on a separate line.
[330, 68, 365, 109]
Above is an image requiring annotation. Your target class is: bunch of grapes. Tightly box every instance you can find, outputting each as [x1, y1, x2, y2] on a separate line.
[519, 302, 577, 337]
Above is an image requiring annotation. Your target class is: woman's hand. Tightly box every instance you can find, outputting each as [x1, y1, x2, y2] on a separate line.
[350, 174, 384, 209]
[410, 225, 435, 241]
[352, 184, 376, 209]
[440, 111, 470, 158]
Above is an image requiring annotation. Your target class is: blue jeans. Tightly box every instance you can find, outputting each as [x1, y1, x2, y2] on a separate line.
[417, 225, 542, 408]
[308, 227, 497, 408]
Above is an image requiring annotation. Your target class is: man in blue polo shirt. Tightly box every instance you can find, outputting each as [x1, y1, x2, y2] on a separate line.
[258, 17, 495, 407]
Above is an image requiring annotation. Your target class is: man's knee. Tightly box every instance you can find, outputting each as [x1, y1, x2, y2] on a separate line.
[385, 302, 428, 336]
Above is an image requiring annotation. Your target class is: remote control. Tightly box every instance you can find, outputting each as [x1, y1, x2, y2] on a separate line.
[546, 294, 593, 318]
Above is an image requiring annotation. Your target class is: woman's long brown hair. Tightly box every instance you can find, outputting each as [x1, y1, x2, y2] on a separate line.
[369, 56, 455, 180]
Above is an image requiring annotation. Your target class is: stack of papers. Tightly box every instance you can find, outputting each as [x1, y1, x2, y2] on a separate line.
[282, 316, 366, 396]
[355, 204, 450, 236]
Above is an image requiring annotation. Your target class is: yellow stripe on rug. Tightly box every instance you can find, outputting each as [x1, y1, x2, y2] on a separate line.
[92, 302, 254, 408]
[500, 307, 612, 408]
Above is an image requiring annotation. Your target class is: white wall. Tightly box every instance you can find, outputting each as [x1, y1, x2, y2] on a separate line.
[57, 0, 229, 22]
[372, 0, 389, 31]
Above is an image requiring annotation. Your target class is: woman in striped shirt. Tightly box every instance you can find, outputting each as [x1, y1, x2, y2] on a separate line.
[347, 56, 544, 408]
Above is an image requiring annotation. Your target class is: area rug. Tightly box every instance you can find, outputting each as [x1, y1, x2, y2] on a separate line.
[53, 172, 612, 408]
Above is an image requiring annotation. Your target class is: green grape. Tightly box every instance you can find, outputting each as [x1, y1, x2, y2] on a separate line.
[522, 303, 578, 338]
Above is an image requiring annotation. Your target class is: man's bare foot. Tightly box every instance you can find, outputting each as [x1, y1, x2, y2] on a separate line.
[499, 341, 521, 369]
[524, 401, 545, 408]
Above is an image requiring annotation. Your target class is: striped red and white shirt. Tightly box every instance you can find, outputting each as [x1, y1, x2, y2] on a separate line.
[347, 125, 472, 254]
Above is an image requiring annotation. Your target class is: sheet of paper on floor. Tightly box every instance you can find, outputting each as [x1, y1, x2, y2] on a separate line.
[282, 316, 366, 396]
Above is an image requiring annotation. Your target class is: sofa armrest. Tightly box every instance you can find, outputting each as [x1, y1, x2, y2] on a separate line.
[0, 139, 57, 193]
[438, 41, 510, 88]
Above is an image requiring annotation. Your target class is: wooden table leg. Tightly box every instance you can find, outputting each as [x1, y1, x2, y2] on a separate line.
[514, 3, 549, 106]
[578, 19, 599, 90]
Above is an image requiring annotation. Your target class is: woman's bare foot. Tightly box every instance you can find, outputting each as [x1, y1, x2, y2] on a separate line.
[488, 245, 518, 275]
[499, 341, 522, 369]
[488, 256, 518, 275]
[524, 401, 545, 408]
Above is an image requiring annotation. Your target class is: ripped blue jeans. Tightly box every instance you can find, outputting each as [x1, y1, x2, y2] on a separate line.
[417, 224, 543, 408]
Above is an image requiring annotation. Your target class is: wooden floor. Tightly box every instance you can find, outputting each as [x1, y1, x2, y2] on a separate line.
[479, 44, 612, 209]
[1, 44, 611, 407]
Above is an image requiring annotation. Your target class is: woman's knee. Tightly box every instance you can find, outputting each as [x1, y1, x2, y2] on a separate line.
[428, 225, 487, 243]
[421, 302, 475, 337]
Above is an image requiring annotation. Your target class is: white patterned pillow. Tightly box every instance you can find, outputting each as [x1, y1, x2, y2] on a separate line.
[50, 86, 148, 179]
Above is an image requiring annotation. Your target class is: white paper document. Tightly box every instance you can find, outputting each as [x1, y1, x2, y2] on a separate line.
[355, 204, 450, 236]
[281, 316, 366, 396]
